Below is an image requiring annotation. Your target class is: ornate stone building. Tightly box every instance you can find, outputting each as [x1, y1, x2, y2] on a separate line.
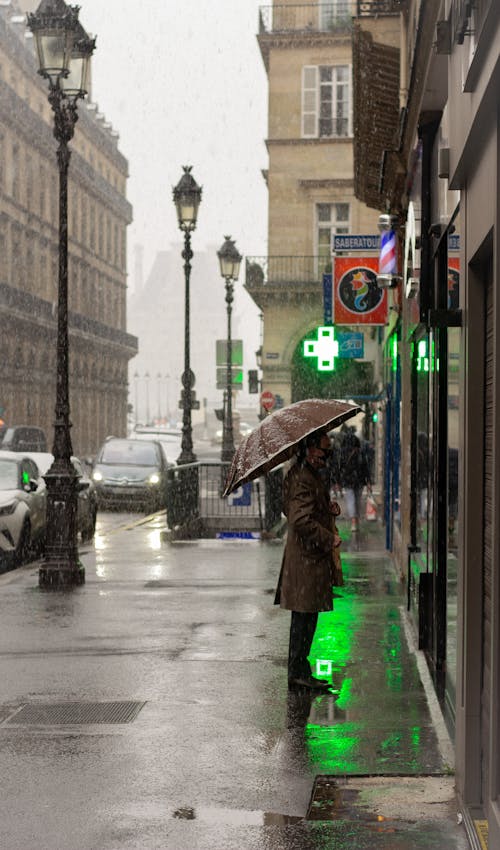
[245, 0, 396, 408]
[0, 2, 137, 456]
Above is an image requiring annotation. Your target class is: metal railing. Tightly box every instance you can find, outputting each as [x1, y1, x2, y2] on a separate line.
[259, 1, 402, 34]
[245, 256, 331, 286]
[166, 463, 284, 536]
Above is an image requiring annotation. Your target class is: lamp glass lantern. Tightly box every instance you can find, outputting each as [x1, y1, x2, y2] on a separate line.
[28, 0, 80, 85]
[173, 166, 202, 232]
[218, 236, 242, 281]
[61, 25, 96, 98]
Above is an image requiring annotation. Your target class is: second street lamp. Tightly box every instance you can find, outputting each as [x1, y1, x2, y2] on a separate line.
[173, 166, 202, 465]
[217, 236, 242, 463]
[28, 0, 95, 589]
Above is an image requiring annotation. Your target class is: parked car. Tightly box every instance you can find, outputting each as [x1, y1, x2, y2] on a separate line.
[29, 453, 98, 543]
[0, 452, 46, 568]
[91, 437, 171, 513]
[0, 426, 47, 452]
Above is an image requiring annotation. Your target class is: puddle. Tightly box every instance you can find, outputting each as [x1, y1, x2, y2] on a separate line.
[172, 806, 302, 826]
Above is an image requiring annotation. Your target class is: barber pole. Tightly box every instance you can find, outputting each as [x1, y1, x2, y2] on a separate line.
[377, 214, 399, 288]
[379, 228, 397, 275]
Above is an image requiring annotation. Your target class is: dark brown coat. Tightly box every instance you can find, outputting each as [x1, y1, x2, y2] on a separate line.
[275, 461, 335, 612]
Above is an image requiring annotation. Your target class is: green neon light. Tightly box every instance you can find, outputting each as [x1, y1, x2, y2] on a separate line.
[416, 339, 439, 373]
[417, 339, 429, 372]
[303, 326, 339, 371]
[391, 336, 398, 372]
[22, 471, 30, 485]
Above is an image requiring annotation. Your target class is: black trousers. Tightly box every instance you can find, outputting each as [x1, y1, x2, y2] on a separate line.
[288, 611, 318, 682]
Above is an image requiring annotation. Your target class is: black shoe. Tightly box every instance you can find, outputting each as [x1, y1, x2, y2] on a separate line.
[288, 676, 331, 690]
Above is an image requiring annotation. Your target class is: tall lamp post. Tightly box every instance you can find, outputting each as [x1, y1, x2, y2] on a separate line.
[217, 236, 242, 462]
[173, 166, 202, 464]
[28, 0, 95, 589]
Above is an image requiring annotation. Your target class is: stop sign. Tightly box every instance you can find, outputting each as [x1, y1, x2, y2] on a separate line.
[260, 390, 275, 411]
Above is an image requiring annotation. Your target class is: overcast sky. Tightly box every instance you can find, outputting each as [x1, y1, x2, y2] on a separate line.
[77, 0, 269, 287]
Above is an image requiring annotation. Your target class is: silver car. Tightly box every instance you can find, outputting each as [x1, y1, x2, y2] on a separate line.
[0, 452, 46, 568]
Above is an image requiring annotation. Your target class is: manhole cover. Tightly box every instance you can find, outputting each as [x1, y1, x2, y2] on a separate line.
[8, 700, 145, 725]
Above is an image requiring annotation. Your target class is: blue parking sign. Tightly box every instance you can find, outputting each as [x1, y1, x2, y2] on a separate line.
[228, 483, 252, 507]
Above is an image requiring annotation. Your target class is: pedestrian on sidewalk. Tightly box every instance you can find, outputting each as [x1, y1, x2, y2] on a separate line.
[274, 431, 341, 691]
[337, 427, 372, 533]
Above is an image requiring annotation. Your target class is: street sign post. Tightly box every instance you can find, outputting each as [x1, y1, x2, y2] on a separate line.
[216, 367, 243, 390]
[260, 390, 275, 411]
[216, 339, 243, 366]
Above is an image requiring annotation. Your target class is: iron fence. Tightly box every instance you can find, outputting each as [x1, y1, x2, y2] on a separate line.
[166, 463, 284, 536]
[246, 256, 331, 287]
[259, 1, 402, 34]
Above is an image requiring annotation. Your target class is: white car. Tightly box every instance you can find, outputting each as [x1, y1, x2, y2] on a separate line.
[0, 451, 46, 568]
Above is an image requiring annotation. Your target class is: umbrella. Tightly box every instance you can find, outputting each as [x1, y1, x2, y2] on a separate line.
[223, 398, 360, 496]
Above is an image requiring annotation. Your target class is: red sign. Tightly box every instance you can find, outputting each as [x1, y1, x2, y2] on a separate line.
[260, 390, 275, 411]
[333, 257, 388, 325]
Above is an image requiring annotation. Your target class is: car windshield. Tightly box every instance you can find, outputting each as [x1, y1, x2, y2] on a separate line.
[99, 441, 158, 466]
[0, 460, 19, 490]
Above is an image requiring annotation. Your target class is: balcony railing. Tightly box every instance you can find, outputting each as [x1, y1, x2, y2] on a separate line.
[246, 256, 331, 286]
[259, 2, 402, 34]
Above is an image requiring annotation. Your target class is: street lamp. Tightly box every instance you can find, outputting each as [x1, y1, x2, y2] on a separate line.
[133, 371, 139, 425]
[217, 236, 242, 462]
[144, 371, 150, 425]
[28, 0, 95, 589]
[173, 166, 202, 464]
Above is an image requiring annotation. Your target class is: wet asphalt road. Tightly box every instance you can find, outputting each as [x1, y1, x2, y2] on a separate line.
[0, 511, 469, 850]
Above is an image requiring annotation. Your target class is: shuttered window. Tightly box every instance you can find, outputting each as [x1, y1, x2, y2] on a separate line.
[302, 65, 351, 138]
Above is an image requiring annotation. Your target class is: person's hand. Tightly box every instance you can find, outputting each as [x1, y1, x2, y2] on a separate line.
[333, 532, 342, 548]
[330, 499, 341, 517]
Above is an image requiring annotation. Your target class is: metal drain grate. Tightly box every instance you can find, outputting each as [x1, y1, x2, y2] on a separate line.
[8, 700, 146, 725]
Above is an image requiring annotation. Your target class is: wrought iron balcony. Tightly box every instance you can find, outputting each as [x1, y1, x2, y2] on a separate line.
[258, 2, 403, 34]
[245, 256, 331, 287]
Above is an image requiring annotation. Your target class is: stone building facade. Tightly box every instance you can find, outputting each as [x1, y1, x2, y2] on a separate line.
[0, 3, 136, 457]
[245, 1, 397, 409]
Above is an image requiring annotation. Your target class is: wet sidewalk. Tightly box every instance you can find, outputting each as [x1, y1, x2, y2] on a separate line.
[0, 513, 470, 849]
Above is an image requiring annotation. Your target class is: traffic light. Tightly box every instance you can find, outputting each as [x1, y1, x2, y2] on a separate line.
[372, 411, 379, 423]
[248, 369, 259, 393]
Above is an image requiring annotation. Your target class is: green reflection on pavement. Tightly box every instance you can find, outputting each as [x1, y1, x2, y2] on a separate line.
[384, 611, 403, 692]
[305, 722, 360, 774]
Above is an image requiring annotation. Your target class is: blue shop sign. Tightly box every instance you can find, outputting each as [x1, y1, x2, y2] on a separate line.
[337, 331, 364, 359]
[333, 234, 379, 252]
[323, 274, 333, 324]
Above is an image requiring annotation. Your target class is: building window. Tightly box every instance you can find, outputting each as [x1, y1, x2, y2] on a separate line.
[317, 203, 350, 272]
[320, 1, 350, 29]
[302, 65, 351, 138]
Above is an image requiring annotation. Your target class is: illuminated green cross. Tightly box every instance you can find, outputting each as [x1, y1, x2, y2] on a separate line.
[303, 326, 339, 371]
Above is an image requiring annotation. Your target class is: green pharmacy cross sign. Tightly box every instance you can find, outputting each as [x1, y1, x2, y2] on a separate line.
[303, 326, 339, 371]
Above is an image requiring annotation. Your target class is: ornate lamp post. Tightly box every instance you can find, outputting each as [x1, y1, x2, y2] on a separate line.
[144, 371, 150, 425]
[172, 166, 202, 464]
[217, 236, 242, 462]
[28, 0, 95, 589]
[133, 371, 139, 425]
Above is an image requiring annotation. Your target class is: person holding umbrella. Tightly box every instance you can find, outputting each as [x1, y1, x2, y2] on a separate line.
[275, 430, 341, 690]
[222, 398, 360, 691]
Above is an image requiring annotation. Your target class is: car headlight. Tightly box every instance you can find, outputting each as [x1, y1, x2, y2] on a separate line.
[148, 473, 160, 485]
[0, 501, 17, 517]
[93, 471, 103, 482]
